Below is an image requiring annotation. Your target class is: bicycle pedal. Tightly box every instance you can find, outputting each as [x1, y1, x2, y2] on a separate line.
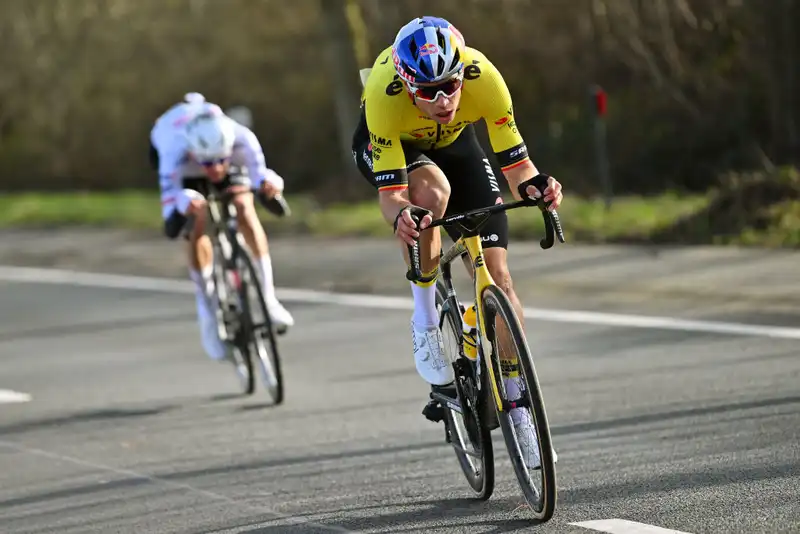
[422, 400, 445, 423]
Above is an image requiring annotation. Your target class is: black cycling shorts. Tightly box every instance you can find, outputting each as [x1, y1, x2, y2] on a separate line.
[163, 173, 251, 240]
[352, 119, 508, 250]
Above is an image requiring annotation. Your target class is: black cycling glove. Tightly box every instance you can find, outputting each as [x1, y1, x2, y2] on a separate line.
[393, 204, 433, 235]
[517, 173, 552, 207]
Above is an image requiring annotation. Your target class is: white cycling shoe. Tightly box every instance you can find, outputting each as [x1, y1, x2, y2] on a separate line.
[267, 298, 294, 331]
[411, 319, 455, 386]
[195, 292, 250, 388]
[196, 293, 229, 361]
[511, 406, 559, 470]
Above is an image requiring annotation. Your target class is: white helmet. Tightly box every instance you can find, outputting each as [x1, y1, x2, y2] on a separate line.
[184, 112, 236, 162]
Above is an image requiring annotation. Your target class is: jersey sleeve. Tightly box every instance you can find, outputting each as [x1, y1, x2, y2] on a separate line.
[468, 51, 530, 173]
[362, 51, 408, 192]
[364, 104, 407, 191]
[235, 123, 284, 191]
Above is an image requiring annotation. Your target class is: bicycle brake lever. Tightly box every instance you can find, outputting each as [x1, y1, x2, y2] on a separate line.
[406, 214, 423, 282]
[539, 208, 566, 249]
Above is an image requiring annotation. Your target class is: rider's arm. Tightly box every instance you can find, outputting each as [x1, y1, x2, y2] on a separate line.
[378, 187, 412, 227]
[157, 146, 197, 215]
[372, 133, 411, 226]
[364, 102, 411, 225]
[236, 124, 284, 192]
[502, 160, 542, 201]
[471, 51, 542, 199]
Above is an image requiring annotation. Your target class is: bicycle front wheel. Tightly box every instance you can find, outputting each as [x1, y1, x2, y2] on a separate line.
[237, 245, 284, 405]
[481, 284, 557, 522]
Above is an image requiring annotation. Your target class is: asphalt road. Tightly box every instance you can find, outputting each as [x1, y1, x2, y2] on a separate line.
[0, 278, 798, 533]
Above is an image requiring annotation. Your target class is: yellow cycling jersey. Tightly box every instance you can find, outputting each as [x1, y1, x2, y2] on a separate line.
[360, 45, 530, 191]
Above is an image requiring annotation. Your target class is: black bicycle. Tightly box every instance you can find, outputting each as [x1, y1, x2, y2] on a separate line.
[202, 186, 289, 403]
[408, 179, 564, 522]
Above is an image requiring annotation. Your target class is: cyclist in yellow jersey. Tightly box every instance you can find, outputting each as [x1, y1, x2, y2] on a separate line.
[352, 16, 563, 469]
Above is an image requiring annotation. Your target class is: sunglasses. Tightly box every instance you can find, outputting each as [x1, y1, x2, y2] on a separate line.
[408, 72, 464, 103]
[198, 157, 230, 167]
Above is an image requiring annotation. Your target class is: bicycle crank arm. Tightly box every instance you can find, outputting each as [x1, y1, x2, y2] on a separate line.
[431, 391, 463, 415]
[450, 443, 483, 459]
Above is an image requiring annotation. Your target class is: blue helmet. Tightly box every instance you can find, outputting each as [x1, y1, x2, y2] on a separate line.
[391, 16, 466, 85]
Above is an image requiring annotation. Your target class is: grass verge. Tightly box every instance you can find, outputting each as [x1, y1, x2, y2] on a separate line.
[0, 190, 708, 240]
[1, 171, 798, 247]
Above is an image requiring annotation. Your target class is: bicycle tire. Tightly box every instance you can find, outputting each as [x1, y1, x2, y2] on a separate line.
[481, 284, 557, 522]
[435, 280, 494, 500]
[210, 238, 256, 395]
[236, 242, 284, 405]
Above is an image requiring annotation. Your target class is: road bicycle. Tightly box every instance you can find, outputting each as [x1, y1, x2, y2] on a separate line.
[406, 182, 564, 521]
[201, 184, 289, 403]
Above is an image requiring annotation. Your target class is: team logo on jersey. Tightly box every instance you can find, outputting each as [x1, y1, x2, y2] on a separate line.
[494, 116, 510, 126]
[418, 43, 439, 57]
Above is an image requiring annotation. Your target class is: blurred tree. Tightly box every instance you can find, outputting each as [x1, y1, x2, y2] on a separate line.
[0, 0, 797, 201]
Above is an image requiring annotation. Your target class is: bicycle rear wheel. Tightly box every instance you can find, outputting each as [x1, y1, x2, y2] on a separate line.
[481, 284, 557, 522]
[237, 244, 284, 405]
[435, 280, 494, 500]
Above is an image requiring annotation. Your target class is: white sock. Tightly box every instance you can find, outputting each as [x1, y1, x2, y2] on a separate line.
[189, 266, 214, 319]
[504, 376, 530, 426]
[189, 265, 213, 293]
[257, 255, 277, 303]
[410, 281, 438, 327]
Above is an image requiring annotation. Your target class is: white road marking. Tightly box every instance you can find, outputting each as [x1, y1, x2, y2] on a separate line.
[572, 518, 694, 534]
[0, 389, 32, 404]
[1, 265, 800, 339]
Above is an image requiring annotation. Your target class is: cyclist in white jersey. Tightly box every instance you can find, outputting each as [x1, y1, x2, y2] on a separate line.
[150, 93, 294, 370]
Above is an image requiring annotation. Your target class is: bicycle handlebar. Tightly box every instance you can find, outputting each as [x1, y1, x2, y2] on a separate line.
[205, 188, 291, 218]
[181, 186, 290, 238]
[405, 195, 565, 282]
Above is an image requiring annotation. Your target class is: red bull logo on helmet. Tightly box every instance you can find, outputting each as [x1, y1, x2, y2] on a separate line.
[418, 43, 439, 57]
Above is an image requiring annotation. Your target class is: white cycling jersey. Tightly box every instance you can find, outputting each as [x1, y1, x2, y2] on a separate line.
[151, 94, 284, 219]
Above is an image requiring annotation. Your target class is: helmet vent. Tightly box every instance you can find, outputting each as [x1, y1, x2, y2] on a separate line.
[418, 59, 432, 80]
[449, 49, 461, 72]
[409, 36, 419, 60]
[437, 29, 446, 50]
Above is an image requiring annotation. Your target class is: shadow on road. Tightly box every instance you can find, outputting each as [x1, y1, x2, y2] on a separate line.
[551, 394, 800, 436]
[238, 496, 543, 533]
[0, 404, 178, 435]
[2, 394, 798, 523]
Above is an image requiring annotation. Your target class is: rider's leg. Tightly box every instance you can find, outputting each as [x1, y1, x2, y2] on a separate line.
[401, 162, 455, 386]
[163, 183, 228, 362]
[483, 247, 557, 468]
[351, 126, 452, 386]
[404, 163, 451, 321]
[186, 203, 214, 299]
[226, 184, 294, 329]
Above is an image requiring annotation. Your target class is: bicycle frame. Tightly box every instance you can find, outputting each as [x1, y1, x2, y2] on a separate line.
[407, 195, 565, 414]
[206, 189, 244, 266]
[441, 232, 505, 411]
